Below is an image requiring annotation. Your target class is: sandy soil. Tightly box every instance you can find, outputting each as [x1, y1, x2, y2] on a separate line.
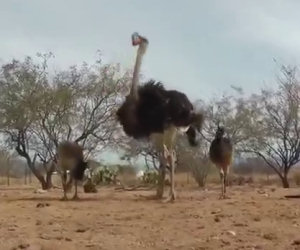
[0, 184, 300, 250]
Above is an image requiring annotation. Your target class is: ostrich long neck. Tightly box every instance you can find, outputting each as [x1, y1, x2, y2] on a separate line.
[130, 45, 146, 99]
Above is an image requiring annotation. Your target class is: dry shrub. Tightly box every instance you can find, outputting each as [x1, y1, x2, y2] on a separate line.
[228, 175, 254, 186]
[190, 160, 211, 187]
[142, 170, 159, 185]
[83, 179, 97, 193]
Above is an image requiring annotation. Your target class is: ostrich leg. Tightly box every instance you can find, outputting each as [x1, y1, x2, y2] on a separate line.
[219, 169, 226, 200]
[163, 127, 177, 202]
[72, 179, 79, 200]
[223, 168, 230, 199]
[60, 170, 68, 201]
[156, 161, 166, 199]
[163, 147, 176, 202]
[168, 149, 176, 201]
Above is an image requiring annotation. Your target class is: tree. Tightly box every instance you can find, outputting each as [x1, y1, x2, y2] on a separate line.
[199, 86, 257, 153]
[0, 149, 13, 185]
[120, 138, 159, 170]
[0, 54, 130, 189]
[244, 66, 300, 188]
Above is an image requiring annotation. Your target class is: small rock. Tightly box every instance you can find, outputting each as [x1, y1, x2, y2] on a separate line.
[36, 220, 42, 226]
[36, 203, 50, 208]
[221, 239, 231, 246]
[257, 190, 266, 194]
[263, 233, 277, 240]
[40, 235, 51, 240]
[86, 243, 95, 247]
[253, 216, 261, 222]
[227, 230, 236, 236]
[65, 237, 72, 242]
[76, 228, 87, 233]
[292, 239, 300, 245]
[34, 189, 47, 194]
[211, 209, 221, 215]
[214, 216, 220, 222]
[18, 243, 30, 249]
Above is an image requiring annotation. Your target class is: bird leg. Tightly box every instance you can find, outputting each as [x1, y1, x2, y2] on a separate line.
[219, 170, 225, 199]
[169, 149, 176, 201]
[72, 179, 79, 200]
[219, 169, 229, 200]
[156, 161, 166, 199]
[163, 146, 176, 203]
[65, 177, 73, 192]
[60, 170, 68, 201]
[223, 169, 230, 199]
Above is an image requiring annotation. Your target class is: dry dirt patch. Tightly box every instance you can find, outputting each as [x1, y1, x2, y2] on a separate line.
[0, 185, 299, 250]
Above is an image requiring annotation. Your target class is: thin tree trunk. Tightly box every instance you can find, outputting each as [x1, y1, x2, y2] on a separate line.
[45, 172, 53, 189]
[29, 170, 32, 184]
[25, 161, 47, 189]
[156, 163, 166, 198]
[29, 167, 47, 189]
[24, 167, 27, 185]
[15, 146, 48, 189]
[44, 161, 56, 189]
[281, 172, 290, 188]
[7, 166, 10, 186]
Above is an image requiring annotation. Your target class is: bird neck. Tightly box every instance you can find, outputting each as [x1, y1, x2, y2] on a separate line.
[130, 43, 147, 100]
[215, 135, 223, 141]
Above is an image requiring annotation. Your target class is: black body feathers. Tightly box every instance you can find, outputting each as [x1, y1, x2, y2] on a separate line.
[71, 160, 88, 181]
[117, 80, 203, 146]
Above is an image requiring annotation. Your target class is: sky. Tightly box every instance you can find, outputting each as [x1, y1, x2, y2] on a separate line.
[1, 0, 300, 164]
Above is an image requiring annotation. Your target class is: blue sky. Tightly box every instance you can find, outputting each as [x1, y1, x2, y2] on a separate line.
[2, 0, 300, 100]
[1, 0, 300, 164]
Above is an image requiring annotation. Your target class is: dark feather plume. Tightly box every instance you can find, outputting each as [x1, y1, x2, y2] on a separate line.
[117, 80, 204, 143]
[71, 160, 88, 181]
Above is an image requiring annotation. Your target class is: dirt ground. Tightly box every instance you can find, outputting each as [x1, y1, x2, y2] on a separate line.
[0, 184, 300, 250]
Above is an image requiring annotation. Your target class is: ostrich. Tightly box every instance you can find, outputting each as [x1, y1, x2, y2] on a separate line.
[57, 141, 88, 200]
[209, 126, 233, 199]
[117, 32, 203, 202]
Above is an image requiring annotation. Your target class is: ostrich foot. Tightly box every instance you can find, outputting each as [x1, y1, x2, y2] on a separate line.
[219, 194, 230, 200]
[162, 192, 176, 203]
[60, 196, 68, 201]
[71, 195, 79, 201]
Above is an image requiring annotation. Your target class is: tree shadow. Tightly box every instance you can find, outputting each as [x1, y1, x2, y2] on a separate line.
[8, 196, 101, 202]
[0, 187, 34, 191]
[285, 194, 300, 199]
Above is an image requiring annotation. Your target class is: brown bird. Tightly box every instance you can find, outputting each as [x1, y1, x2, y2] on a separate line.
[57, 141, 88, 200]
[209, 126, 233, 199]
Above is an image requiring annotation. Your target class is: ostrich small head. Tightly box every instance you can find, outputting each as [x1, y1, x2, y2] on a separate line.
[132, 32, 148, 54]
[215, 126, 225, 139]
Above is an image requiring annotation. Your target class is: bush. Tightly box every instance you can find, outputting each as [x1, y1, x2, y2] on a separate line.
[83, 179, 97, 193]
[92, 166, 117, 185]
[142, 170, 159, 185]
[190, 158, 211, 187]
